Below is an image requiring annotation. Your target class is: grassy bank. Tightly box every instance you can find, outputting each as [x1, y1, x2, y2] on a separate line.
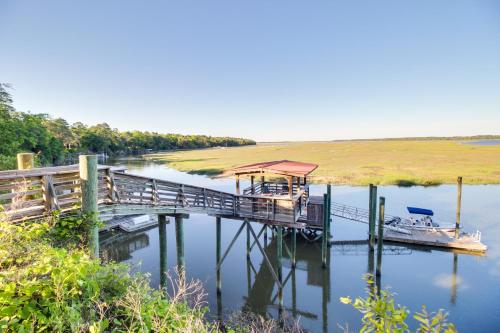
[145, 140, 500, 185]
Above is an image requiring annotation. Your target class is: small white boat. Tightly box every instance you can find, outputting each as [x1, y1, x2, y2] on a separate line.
[385, 207, 456, 232]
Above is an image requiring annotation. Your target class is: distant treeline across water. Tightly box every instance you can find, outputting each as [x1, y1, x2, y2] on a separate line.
[0, 84, 255, 170]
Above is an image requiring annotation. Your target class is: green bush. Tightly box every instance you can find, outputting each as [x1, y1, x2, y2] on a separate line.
[0, 215, 213, 332]
[0, 155, 16, 171]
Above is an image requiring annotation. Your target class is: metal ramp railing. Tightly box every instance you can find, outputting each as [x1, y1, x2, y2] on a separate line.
[330, 201, 411, 234]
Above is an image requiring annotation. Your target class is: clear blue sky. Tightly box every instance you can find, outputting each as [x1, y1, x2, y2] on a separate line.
[1, 1, 499, 141]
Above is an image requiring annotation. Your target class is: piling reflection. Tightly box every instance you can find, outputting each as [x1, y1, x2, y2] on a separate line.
[243, 233, 329, 331]
[451, 253, 458, 305]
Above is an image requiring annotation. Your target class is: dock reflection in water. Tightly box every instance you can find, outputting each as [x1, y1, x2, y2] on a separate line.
[100, 230, 151, 262]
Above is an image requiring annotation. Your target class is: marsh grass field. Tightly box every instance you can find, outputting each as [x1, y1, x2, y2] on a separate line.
[145, 140, 500, 185]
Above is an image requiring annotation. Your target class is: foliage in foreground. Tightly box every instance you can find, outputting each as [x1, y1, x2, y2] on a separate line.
[340, 275, 457, 333]
[0, 215, 213, 332]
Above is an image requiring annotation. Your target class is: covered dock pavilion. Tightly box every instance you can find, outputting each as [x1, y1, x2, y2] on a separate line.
[228, 160, 318, 199]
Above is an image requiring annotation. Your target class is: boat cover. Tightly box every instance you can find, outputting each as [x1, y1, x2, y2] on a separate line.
[407, 207, 434, 216]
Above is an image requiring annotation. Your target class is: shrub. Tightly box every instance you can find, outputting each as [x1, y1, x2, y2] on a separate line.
[0, 216, 214, 332]
[340, 275, 457, 333]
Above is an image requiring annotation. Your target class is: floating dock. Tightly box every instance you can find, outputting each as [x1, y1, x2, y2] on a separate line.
[380, 228, 486, 252]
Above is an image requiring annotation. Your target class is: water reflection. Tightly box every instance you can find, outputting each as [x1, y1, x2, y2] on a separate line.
[100, 222, 475, 332]
[100, 230, 150, 261]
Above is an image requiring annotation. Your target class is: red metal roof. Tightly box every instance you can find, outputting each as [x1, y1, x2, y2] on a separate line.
[229, 160, 318, 177]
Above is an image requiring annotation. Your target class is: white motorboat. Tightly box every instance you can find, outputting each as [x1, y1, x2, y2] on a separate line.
[385, 207, 456, 232]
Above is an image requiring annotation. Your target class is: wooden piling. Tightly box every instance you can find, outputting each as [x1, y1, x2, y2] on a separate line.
[246, 219, 251, 258]
[322, 193, 328, 268]
[326, 184, 332, 242]
[368, 184, 377, 247]
[455, 177, 462, 239]
[158, 215, 168, 290]
[17, 153, 34, 170]
[79, 155, 99, 258]
[277, 225, 283, 308]
[216, 216, 222, 294]
[291, 227, 297, 268]
[376, 197, 385, 277]
[175, 215, 185, 270]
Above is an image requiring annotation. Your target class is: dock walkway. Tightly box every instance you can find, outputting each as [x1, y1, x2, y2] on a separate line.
[0, 165, 308, 227]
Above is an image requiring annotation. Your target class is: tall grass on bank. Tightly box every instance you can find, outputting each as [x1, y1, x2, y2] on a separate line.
[145, 140, 500, 185]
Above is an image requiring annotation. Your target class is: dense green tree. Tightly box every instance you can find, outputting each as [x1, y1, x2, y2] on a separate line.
[0, 84, 255, 170]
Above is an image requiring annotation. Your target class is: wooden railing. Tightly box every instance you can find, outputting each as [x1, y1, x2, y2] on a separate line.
[0, 165, 111, 222]
[1, 166, 307, 225]
[243, 181, 308, 196]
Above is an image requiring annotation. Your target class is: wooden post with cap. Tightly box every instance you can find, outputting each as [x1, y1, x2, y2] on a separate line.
[79, 155, 99, 258]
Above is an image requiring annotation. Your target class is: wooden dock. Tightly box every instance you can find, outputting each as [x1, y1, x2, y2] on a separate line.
[0, 164, 313, 227]
[0, 159, 487, 254]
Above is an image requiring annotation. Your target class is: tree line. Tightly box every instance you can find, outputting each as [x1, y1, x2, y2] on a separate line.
[0, 84, 255, 170]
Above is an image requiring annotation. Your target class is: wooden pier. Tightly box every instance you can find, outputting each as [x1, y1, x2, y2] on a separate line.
[0, 157, 486, 255]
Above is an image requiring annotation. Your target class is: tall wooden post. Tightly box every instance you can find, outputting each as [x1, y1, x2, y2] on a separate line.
[250, 176, 255, 194]
[368, 184, 377, 247]
[216, 216, 222, 294]
[79, 155, 99, 258]
[288, 176, 293, 198]
[455, 177, 462, 238]
[277, 225, 283, 309]
[246, 219, 251, 258]
[376, 197, 385, 277]
[291, 227, 297, 268]
[158, 215, 168, 290]
[322, 193, 328, 268]
[236, 175, 240, 195]
[175, 215, 185, 270]
[216, 219, 223, 321]
[291, 264, 297, 317]
[326, 184, 332, 242]
[17, 153, 34, 170]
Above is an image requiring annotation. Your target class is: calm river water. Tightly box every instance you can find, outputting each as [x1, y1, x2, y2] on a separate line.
[100, 158, 500, 332]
